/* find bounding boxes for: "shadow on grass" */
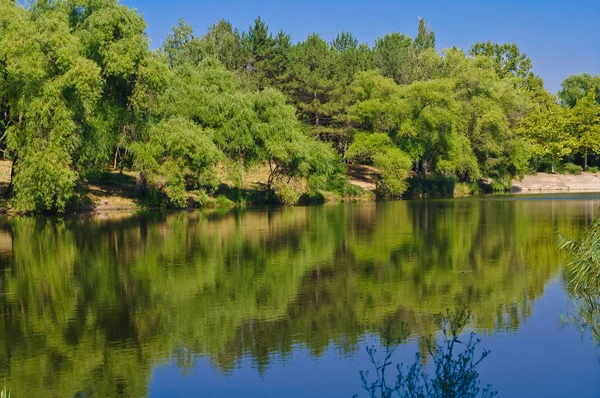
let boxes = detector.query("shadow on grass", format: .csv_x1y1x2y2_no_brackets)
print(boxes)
214,182,274,206
69,171,140,211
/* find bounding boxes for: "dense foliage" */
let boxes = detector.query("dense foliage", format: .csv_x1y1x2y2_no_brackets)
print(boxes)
1,1,599,212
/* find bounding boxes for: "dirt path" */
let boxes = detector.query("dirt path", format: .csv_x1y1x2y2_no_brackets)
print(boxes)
346,164,378,191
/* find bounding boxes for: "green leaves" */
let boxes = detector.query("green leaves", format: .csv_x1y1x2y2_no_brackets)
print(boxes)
12,144,77,212
558,73,600,108
520,92,574,173
132,117,222,207
373,148,412,197
3,4,598,211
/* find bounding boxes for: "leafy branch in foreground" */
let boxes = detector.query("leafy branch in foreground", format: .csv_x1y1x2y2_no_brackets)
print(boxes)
357,309,496,398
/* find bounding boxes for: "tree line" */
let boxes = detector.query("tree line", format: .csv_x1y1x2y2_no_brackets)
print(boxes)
1,0,599,212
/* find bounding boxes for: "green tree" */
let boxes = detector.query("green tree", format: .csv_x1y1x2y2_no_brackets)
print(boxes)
241,16,276,89
284,33,337,129
372,32,414,84
413,17,436,53
521,93,575,173
570,91,600,170
558,73,600,108
70,0,163,172
131,117,222,207
3,1,103,212
469,42,533,80
162,18,195,68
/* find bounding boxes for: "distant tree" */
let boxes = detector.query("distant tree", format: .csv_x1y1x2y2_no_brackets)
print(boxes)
469,42,533,80
521,92,575,173
241,16,276,89
200,20,245,70
332,31,359,53
372,32,414,84
162,19,194,68
570,91,600,170
413,17,436,53
284,33,337,129
558,73,600,108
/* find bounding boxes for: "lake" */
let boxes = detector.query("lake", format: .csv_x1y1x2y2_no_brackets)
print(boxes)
1,195,600,397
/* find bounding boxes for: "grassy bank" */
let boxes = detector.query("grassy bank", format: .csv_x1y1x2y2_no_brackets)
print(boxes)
0,161,376,214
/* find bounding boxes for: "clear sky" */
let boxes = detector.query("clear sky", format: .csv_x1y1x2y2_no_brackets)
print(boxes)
121,0,599,93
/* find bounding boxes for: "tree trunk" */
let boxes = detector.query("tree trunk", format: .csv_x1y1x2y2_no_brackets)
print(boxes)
314,92,319,127
113,146,120,169
551,156,555,174
2,63,8,131
585,149,588,171
4,159,15,199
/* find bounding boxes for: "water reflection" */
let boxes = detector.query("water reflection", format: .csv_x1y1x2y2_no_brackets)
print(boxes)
560,213,600,352
0,198,592,397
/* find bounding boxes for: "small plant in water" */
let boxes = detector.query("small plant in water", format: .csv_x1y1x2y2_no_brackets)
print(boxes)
558,216,600,291
559,216,600,349
356,309,496,398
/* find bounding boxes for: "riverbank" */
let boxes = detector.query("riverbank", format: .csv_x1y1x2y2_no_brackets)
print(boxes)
1,157,600,214
0,160,376,214
510,172,600,194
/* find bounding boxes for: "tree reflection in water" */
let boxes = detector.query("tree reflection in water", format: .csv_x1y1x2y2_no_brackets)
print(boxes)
357,309,496,398
0,198,587,397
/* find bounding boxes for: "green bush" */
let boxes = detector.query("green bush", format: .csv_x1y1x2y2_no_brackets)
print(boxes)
272,180,302,206
373,148,412,198
12,147,77,213
490,180,507,192
454,182,480,196
407,175,457,197
215,194,235,208
342,182,366,197
563,162,583,175
588,166,599,173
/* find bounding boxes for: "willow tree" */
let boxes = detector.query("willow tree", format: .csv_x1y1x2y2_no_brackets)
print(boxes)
2,1,103,212
143,58,341,205
69,0,167,171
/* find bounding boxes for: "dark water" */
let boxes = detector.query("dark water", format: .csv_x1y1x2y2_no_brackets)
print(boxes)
1,195,600,397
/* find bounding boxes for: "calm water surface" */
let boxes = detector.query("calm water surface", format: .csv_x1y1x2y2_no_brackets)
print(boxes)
1,195,600,397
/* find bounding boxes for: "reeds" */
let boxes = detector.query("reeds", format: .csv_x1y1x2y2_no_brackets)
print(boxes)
558,216,600,291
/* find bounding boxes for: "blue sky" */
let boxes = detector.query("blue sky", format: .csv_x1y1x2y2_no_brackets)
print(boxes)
121,0,599,93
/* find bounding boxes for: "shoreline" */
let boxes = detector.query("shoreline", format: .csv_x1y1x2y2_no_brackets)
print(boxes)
2,168,600,216
509,172,600,194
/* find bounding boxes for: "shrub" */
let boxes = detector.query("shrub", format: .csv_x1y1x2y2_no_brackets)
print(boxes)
373,148,412,198
588,166,599,173
559,216,600,291
490,180,506,192
12,146,77,213
272,180,303,205
563,162,583,175
407,175,457,197
215,194,235,208
454,182,480,196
